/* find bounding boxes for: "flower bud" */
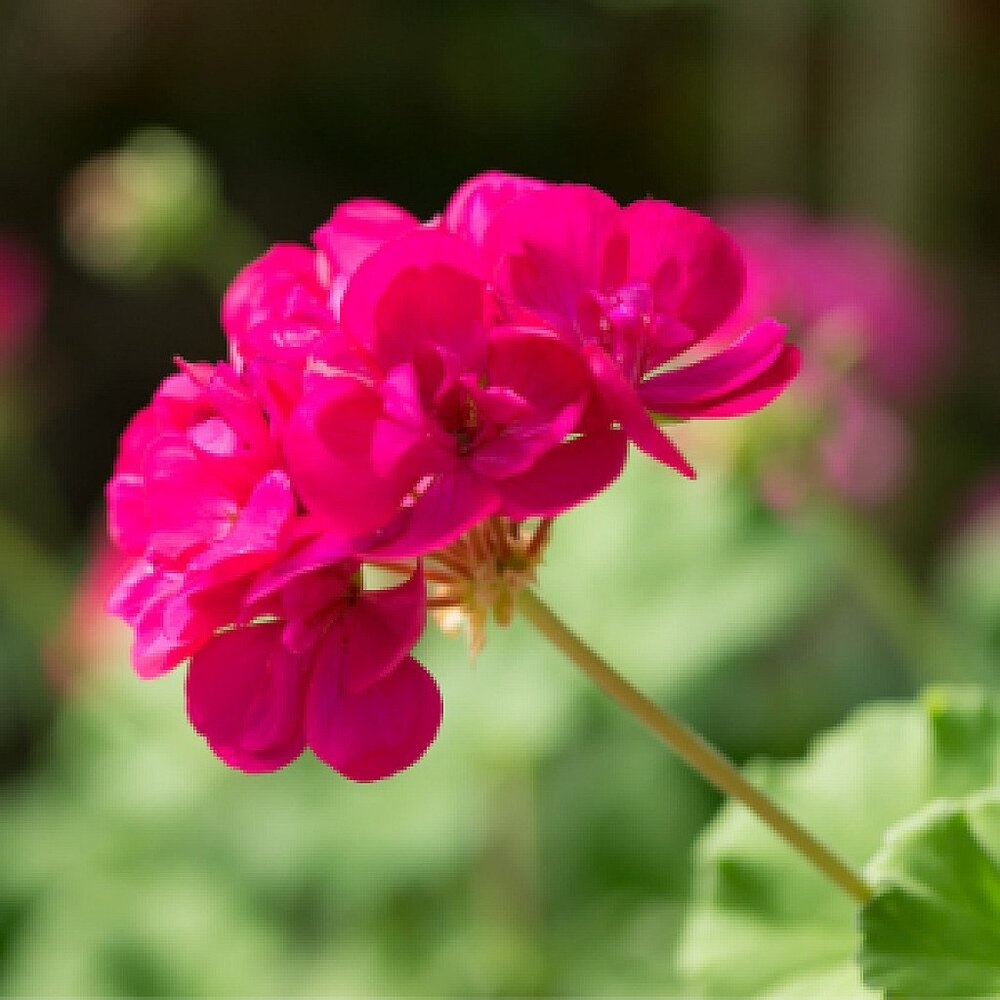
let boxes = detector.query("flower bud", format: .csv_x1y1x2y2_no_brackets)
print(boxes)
62,127,220,281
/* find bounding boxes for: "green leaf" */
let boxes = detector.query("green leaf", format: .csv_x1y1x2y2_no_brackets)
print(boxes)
676,685,1000,998
860,792,1000,997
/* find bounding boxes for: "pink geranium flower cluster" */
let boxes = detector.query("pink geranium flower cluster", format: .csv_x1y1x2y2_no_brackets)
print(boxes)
107,172,799,781
716,204,954,507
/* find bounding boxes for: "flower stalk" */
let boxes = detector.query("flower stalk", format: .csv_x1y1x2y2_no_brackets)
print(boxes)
517,587,874,906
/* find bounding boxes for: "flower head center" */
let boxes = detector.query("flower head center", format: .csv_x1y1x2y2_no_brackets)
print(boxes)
435,378,485,457
426,516,552,656
579,281,654,384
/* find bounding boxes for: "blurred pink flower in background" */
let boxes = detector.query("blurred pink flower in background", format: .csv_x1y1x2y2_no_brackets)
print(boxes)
0,236,45,363
713,203,956,507
45,534,131,690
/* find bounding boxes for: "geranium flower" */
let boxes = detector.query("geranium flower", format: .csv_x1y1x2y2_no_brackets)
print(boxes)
717,203,953,403
287,229,627,557
481,184,800,476
441,170,549,248
187,557,440,780
106,173,800,783
223,198,419,372
712,203,956,507
106,359,297,676
107,357,440,779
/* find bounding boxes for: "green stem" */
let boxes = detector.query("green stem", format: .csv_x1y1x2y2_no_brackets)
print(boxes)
518,587,874,906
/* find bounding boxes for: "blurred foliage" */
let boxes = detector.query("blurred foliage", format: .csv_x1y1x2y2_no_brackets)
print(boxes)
0,456,874,998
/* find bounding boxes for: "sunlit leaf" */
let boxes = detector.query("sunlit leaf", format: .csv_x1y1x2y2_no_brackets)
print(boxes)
860,792,1000,998
676,685,1000,997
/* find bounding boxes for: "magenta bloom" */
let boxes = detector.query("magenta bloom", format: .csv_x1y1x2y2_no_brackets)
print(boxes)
187,558,440,780
717,203,955,506
107,172,799,782
108,361,284,565
718,203,953,404
287,229,627,556
106,360,297,676
223,198,419,372
442,170,549,248
481,184,800,476
107,360,440,779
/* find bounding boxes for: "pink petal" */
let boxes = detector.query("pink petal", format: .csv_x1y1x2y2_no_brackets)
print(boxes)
470,398,584,479
307,648,442,782
371,417,440,480
186,471,296,585
340,230,484,368
139,438,238,560
286,379,413,537
245,531,357,607
157,363,213,409
203,363,274,455
486,326,591,415
380,362,428,425
111,404,163,475
242,356,304,434
275,564,358,634
221,244,333,368
363,471,499,560
443,170,549,248
657,344,801,419
340,566,426,693
222,243,315,336
470,329,591,478
131,605,203,678
106,473,150,555
108,558,166,623
312,198,420,312
621,200,745,340
374,363,452,477
585,345,695,477
639,319,789,412
109,561,195,677
483,184,621,333
124,572,250,681
189,417,238,458
498,428,628,519
186,622,307,773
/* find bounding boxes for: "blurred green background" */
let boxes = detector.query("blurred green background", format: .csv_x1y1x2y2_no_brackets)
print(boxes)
0,1,999,995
